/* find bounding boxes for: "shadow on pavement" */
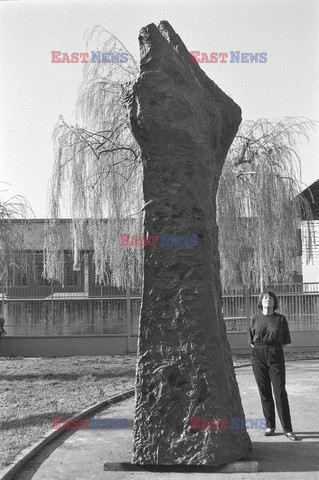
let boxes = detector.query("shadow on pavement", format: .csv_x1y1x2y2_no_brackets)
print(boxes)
253,440,319,472
296,432,319,439
104,462,253,473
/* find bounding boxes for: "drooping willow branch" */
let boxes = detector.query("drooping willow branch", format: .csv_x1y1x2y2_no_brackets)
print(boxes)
217,117,316,289
0,185,34,284
44,27,143,289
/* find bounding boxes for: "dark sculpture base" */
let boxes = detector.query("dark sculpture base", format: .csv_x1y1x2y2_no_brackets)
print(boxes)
104,461,258,473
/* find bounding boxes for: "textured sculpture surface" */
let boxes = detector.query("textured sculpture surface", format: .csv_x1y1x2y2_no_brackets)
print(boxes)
130,21,252,465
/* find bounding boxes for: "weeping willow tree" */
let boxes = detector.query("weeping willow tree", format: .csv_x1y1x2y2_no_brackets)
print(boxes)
45,27,315,291
217,117,315,290
44,27,144,288
0,185,33,313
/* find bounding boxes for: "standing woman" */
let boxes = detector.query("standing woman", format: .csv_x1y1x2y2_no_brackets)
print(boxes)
248,290,297,440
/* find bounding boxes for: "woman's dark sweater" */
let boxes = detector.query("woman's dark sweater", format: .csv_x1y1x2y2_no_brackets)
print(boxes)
248,312,291,346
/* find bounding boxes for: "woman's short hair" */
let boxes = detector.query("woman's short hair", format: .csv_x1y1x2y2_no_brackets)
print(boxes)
257,290,279,311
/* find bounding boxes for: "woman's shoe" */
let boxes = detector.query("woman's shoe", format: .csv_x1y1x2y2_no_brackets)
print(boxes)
264,428,275,436
285,431,298,441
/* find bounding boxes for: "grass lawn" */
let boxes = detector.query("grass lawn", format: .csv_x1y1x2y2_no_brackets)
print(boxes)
0,355,136,469
0,350,318,469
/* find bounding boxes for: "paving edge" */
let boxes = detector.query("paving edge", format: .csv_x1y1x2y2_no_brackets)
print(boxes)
0,389,135,480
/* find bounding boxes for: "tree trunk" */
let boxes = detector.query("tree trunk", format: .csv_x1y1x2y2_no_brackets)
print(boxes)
129,21,252,466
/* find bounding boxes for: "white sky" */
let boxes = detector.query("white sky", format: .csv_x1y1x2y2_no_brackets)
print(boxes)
0,0,319,279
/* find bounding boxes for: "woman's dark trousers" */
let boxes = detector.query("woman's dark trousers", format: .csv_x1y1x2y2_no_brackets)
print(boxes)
252,344,292,432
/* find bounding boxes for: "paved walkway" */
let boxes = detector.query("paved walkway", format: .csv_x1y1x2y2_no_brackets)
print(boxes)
11,360,319,480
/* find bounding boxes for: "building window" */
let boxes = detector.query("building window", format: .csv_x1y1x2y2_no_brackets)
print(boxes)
91,261,113,285
7,265,28,286
34,253,51,286
64,253,81,286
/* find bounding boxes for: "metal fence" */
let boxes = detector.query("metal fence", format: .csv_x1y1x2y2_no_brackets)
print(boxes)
222,283,319,332
1,283,319,336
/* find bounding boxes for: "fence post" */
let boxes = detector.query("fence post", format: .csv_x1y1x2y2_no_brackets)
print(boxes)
51,284,54,333
2,282,9,334
245,286,250,327
1,285,4,317
126,282,132,353
100,284,103,334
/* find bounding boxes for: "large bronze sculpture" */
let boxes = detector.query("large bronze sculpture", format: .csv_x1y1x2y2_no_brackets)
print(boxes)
130,21,252,466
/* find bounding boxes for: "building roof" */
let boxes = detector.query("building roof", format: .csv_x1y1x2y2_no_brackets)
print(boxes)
300,179,319,220
0,218,141,250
